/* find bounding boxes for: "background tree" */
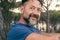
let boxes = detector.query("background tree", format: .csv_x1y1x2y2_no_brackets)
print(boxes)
0,0,17,40
42,0,55,32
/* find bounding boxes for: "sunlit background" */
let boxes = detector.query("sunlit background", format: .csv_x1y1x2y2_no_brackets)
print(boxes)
12,0,60,13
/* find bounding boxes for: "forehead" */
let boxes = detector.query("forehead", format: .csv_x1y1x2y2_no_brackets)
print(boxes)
25,0,41,8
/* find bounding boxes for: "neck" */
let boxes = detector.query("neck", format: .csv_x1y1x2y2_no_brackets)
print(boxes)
19,17,28,25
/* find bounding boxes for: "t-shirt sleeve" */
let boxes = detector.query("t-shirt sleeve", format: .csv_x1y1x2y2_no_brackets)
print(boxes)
7,27,32,40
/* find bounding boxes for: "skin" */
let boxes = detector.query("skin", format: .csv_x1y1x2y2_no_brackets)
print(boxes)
19,0,41,25
19,0,54,40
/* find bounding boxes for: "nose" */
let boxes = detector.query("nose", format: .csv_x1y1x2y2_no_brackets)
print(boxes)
32,10,40,18
33,8,38,13
32,8,40,15
31,11,40,21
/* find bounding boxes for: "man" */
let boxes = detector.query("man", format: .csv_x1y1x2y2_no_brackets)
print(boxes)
7,0,51,40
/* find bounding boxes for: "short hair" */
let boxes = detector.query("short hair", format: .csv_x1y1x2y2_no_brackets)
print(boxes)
21,0,43,6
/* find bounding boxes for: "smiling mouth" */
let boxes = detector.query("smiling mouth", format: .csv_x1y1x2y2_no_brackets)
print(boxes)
29,13,39,19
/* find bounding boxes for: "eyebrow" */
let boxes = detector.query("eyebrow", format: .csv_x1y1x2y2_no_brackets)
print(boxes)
31,5,41,9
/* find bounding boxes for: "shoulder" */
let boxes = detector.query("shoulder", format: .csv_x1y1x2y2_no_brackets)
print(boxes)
9,23,31,33
7,23,33,40
7,23,33,37
10,23,25,29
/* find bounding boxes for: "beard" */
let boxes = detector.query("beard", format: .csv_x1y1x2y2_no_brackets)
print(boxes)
23,17,37,26
23,17,30,24
23,13,38,26
23,16,38,26
29,19,37,26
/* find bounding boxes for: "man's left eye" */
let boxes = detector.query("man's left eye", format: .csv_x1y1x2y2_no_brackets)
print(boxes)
37,8,41,12
30,7,35,10
30,7,33,9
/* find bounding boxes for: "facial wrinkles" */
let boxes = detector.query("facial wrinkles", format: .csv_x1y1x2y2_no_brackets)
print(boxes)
32,0,41,20
27,1,41,13
23,1,32,18
23,0,41,21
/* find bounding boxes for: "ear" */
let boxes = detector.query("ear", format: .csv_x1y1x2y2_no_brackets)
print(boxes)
19,6,24,14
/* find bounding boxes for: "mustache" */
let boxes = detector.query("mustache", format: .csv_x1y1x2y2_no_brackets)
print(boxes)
29,13,39,19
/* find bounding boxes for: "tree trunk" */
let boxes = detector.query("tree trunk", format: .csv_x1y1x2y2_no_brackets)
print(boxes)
0,8,6,40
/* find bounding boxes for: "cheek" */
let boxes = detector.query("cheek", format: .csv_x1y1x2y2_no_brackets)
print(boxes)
38,14,40,21
24,8,32,17
26,7,32,13
23,10,30,18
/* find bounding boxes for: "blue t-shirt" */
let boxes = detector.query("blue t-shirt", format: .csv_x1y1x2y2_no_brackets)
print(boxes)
7,23,40,40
